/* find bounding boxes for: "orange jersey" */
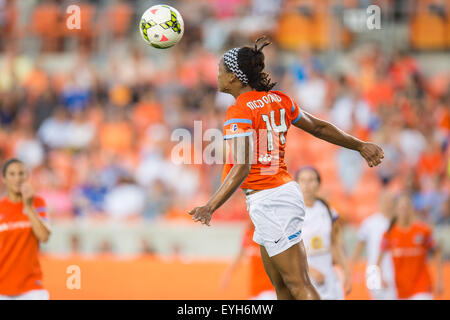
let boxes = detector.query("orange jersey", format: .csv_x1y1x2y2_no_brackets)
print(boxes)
0,196,48,295
380,221,436,299
221,90,302,190
241,226,273,296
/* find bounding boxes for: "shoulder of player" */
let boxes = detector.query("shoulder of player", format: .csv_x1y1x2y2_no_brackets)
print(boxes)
315,199,338,216
270,90,295,105
235,90,287,105
413,220,432,232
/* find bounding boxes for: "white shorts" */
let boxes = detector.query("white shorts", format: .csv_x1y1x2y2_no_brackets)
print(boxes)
245,180,305,257
0,289,49,300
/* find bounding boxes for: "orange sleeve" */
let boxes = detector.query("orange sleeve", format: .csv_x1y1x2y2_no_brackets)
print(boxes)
286,95,303,124
223,105,254,140
33,196,48,221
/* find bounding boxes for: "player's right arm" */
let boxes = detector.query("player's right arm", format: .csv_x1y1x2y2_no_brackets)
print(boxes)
292,110,384,167
188,135,252,226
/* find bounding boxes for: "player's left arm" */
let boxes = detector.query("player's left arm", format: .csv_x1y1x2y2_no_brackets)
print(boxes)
21,183,51,243
330,218,352,294
293,110,384,167
188,135,252,226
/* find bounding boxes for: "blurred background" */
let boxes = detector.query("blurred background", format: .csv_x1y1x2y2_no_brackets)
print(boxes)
0,0,449,299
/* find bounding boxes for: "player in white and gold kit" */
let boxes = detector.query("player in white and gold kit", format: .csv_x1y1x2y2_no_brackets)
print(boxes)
296,167,351,299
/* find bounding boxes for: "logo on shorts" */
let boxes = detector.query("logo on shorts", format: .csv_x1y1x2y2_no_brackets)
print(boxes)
274,237,282,244
288,230,301,241
231,123,238,132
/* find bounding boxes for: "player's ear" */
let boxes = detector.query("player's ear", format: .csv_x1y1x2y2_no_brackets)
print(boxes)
229,72,240,85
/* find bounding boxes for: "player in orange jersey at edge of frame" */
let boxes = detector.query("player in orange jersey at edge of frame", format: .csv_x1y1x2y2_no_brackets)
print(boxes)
0,159,51,300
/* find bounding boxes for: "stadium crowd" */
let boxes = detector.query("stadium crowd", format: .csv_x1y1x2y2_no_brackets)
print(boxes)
0,0,448,227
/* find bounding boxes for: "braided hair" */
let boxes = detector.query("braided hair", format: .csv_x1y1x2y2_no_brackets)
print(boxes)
229,36,277,92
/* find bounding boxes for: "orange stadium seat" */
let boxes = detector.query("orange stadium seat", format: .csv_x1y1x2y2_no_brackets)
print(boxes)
105,2,133,38
29,3,62,51
276,12,313,50
0,0,18,44
410,12,446,50
446,4,450,48
310,0,353,50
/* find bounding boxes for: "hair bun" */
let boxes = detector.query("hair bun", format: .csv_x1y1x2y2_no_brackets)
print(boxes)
254,36,271,53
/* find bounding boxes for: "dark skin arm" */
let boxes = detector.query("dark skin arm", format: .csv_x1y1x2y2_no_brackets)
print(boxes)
293,110,384,167
188,135,252,226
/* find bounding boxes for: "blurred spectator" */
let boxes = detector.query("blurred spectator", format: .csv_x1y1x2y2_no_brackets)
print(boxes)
436,196,450,226
421,175,448,224
103,176,146,220
398,124,427,166
140,238,156,255
66,110,95,150
0,0,447,228
143,179,171,220
38,107,70,149
14,127,45,169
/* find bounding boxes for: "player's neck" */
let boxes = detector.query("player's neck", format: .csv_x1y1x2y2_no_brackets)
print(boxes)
304,196,315,207
398,216,413,229
231,85,253,99
7,191,22,203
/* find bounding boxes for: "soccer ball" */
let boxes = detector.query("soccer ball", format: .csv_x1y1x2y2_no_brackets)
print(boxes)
139,4,184,49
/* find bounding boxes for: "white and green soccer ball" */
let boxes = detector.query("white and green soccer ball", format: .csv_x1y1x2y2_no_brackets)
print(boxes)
139,4,184,49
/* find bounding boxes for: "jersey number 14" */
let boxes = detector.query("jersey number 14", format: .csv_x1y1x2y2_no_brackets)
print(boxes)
261,108,287,151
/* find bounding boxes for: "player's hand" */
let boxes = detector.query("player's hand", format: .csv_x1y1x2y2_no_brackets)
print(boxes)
188,205,213,226
358,142,384,167
20,183,34,208
309,267,325,285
